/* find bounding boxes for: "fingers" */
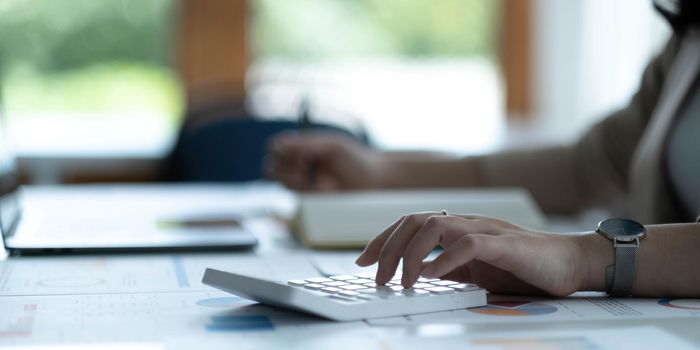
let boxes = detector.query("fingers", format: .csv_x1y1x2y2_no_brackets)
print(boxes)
355,212,517,287
422,234,502,279
265,159,306,190
440,265,472,282
374,212,439,285
400,215,470,287
266,133,324,190
399,215,500,287
354,212,564,296
355,216,405,267
315,172,340,192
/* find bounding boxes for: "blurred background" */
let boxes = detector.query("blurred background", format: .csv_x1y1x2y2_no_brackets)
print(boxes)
0,0,670,184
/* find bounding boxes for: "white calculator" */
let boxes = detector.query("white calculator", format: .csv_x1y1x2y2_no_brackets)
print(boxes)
202,268,487,321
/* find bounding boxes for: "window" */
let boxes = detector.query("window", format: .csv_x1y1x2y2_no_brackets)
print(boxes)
0,0,505,162
0,0,182,157
248,0,504,153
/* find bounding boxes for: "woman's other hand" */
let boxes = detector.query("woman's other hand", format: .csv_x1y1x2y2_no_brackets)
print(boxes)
266,132,384,192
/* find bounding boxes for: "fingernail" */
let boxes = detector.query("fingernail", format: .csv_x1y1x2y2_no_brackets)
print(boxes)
355,253,368,266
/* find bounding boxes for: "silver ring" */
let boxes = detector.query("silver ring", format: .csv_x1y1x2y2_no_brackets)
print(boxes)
441,210,448,216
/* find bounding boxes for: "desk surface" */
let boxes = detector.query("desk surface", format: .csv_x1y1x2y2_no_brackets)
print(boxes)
1,184,699,349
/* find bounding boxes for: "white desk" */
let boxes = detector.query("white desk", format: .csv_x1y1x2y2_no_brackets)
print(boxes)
1,184,699,349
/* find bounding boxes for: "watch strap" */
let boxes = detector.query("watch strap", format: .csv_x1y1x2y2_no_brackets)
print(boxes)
605,242,638,296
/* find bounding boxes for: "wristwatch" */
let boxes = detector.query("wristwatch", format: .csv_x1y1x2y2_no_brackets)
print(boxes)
596,218,646,297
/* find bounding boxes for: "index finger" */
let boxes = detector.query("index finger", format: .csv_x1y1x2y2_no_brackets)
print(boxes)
400,216,480,287
355,216,405,266
421,233,501,279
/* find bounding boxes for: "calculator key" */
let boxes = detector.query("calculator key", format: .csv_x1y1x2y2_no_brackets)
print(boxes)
323,281,350,287
358,287,400,298
330,275,357,281
306,277,333,283
401,289,430,297
418,277,440,282
450,283,478,291
430,280,459,286
340,285,366,291
348,279,374,284
426,287,455,294
203,270,487,321
304,283,325,290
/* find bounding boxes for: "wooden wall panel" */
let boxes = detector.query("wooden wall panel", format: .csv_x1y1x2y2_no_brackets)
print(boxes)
502,0,532,118
178,0,249,109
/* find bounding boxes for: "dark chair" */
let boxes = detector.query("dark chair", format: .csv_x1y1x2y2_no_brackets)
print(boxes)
163,118,366,182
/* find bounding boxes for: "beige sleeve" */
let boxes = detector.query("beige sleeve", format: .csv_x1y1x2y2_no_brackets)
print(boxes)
473,36,681,214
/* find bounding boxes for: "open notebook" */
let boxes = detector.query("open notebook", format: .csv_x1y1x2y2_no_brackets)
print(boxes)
293,188,547,249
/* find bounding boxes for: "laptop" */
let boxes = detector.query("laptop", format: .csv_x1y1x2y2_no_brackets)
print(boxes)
0,111,258,254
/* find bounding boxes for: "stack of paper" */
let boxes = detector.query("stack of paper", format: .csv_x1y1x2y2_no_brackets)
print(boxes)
294,188,547,248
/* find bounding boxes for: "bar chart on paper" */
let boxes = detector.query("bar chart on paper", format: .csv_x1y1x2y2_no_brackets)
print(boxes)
0,303,36,340
0,254,331,345
0,291,294,344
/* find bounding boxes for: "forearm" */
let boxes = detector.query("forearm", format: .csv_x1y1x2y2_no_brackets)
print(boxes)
379,147,589,215
377,151,481,188
577,222,700,297
475,146,594,214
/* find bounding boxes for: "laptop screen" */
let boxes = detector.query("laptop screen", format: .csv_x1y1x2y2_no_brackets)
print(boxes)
0,107,20,239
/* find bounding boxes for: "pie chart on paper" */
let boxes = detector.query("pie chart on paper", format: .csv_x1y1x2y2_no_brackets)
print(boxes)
658,299,700,310
468,300,558,316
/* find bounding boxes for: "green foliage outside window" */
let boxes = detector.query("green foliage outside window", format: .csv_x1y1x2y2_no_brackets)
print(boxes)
0,0,180,119
0,0,499,121
252,0,501,59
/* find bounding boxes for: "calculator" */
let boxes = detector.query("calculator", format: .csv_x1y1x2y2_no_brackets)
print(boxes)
202,268,487,321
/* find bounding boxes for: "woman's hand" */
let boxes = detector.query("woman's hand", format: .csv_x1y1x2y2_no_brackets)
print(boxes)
266,132,483,191
355,212,593,297
265,132,385,192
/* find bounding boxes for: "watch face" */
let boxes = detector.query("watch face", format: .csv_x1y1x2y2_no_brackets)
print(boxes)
598,218,646,241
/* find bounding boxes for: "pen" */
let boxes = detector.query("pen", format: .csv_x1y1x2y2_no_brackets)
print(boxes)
299,96,312,129
298,96,317,190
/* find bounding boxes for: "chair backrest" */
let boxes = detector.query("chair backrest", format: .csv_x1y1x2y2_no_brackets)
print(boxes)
164,118,365,182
